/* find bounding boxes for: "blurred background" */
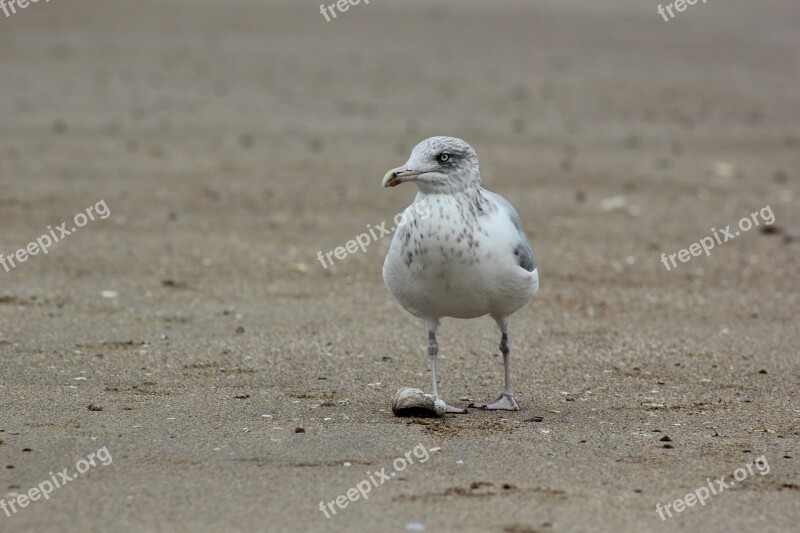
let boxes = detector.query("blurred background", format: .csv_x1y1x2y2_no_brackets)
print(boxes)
0,1,798,531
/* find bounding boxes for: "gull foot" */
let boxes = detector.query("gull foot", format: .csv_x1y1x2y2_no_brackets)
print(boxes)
445,403,468,414
469,393,519,411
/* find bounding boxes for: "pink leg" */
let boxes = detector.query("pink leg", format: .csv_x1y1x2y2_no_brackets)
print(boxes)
470,322,520,411
427,327,467,414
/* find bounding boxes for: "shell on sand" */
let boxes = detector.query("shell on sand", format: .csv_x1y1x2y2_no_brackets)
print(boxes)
391,387,446,418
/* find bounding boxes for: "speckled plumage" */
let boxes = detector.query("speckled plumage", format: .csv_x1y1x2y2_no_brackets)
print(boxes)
381,137,539,412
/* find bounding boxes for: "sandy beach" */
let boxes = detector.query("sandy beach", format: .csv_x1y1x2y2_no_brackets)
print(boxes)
0,0,798,531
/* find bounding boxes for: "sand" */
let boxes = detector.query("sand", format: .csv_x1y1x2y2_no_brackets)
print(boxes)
0,0,798,531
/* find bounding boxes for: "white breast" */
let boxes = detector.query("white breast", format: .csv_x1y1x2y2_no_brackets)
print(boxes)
383,193,538,321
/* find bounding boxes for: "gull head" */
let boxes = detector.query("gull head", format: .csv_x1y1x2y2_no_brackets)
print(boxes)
382,136,480,193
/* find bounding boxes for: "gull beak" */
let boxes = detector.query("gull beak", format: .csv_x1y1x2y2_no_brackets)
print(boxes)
382,167,421,188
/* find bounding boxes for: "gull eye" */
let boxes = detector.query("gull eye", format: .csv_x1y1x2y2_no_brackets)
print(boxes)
437,152,450,163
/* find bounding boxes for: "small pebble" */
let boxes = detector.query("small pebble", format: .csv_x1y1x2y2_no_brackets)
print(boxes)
712,161,737,178
600,196,627,212
286,262,309,274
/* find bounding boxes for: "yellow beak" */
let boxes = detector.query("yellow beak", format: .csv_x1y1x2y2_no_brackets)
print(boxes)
382,167,420,188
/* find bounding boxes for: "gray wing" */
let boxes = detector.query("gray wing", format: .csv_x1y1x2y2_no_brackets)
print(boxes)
482,189,536,272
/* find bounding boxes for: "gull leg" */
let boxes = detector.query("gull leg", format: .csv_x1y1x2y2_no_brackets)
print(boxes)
427,329,439,397
470,317,520,411
426,322,467,414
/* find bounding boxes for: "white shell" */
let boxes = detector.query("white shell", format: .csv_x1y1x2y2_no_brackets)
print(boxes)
391,387,446,417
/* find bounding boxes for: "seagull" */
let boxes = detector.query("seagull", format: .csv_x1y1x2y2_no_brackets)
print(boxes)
382,136,539,412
